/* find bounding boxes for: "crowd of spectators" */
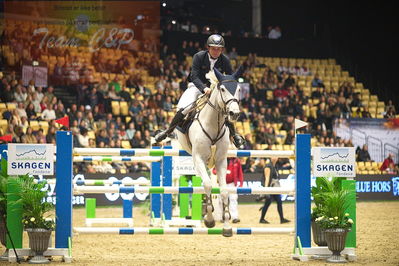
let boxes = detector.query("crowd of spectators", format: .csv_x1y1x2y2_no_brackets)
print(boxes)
1,21,398,174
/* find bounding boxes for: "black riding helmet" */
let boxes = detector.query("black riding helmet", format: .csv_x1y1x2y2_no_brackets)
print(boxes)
207,34,225,48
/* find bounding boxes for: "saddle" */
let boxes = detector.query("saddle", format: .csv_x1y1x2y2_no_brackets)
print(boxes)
176,94,209,134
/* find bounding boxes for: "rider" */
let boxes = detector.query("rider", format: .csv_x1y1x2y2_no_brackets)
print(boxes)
155,34,245,148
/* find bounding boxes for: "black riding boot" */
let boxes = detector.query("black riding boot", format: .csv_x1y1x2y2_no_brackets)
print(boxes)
226,121,245,149
155,110,185,142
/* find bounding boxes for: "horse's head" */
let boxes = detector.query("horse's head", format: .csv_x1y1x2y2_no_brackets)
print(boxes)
213,66,244,122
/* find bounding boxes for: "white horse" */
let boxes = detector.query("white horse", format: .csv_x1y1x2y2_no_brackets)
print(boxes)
175,67,242,237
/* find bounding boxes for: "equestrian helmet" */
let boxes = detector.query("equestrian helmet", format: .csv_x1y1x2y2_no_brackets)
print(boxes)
207,34,225,48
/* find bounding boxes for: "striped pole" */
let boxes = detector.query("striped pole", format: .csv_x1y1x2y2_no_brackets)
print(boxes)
74,148,294,158
74,227,295,235
37,179,150,186
74,186,296,195
73,156,162,163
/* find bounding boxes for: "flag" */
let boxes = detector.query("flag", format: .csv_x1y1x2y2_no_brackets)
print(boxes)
0,134,12,142
55,116,70,129
295,119,308,130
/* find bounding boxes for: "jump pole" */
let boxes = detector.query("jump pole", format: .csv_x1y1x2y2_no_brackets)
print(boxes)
57,133,311,247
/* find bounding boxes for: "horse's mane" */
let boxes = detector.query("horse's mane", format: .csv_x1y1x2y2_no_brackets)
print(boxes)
205,70,218,89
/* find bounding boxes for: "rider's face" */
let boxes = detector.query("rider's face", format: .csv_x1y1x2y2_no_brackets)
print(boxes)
208,46,223,58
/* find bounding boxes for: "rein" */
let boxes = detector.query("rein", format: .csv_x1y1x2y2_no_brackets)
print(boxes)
195,80,238,145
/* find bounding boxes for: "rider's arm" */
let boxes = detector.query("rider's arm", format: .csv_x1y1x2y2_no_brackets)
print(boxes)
191,53,207,93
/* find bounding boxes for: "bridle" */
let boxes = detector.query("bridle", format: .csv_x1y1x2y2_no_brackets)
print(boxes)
195,79,240,145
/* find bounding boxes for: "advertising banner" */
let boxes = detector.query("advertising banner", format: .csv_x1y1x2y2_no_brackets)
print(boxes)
34,172,399,206
7,144,54,175
312,147,356,177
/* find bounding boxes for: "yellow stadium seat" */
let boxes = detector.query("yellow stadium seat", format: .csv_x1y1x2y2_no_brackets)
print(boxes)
87,131,96,139
120,101,128,116
357,162,365,171
0,119,8,133
29,121,39,131
364,161,373,171
111,101,120,116
7,103,16,110
121,140,131,149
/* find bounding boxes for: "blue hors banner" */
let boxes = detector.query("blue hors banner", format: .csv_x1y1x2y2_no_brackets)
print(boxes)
7,144,54,175
312,147,356,177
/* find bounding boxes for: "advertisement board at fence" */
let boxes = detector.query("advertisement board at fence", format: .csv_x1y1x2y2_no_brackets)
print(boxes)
312,147,356,177
7,144,54,175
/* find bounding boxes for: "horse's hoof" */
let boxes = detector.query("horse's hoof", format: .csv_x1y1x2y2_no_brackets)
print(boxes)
222,228,233,237
204,219,215,228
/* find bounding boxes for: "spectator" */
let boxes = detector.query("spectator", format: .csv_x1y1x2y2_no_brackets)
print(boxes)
380,154,395,172
357,144,372,162
23,127,37,143
35,128,46,143
96,129,110,146
46,126,57,144
228,47,238,61
214,155,244,224
384,107,396,118
259,157,290,224
268,26,282,39
311,74,324,88
362,106,372,118
77,127,90,148
385,100,396,115
41,104,56,121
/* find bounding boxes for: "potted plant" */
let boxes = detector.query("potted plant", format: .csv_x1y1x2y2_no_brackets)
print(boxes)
0,158,9,260
315,188,354,263
311,176,343,246
15,175,55,264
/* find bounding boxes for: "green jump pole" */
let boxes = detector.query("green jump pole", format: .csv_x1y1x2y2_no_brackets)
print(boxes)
191,176,202,220
179,176,189,218
7,177,23,249
86,198,96,219
342,179,356,248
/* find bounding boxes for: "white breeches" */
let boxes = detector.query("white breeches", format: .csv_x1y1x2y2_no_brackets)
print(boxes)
215,182,239,220
177,82,202,115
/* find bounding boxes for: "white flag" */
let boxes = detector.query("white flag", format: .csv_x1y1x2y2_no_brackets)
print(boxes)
295,119,308,130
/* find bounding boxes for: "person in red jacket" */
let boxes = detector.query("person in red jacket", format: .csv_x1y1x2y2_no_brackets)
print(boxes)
380,154,396,173
214,157,244,223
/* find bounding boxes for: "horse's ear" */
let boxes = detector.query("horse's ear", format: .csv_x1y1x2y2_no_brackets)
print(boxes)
213,67,224,81
232,65,244,80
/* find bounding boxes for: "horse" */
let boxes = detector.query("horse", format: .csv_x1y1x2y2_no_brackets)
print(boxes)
175,67,242,237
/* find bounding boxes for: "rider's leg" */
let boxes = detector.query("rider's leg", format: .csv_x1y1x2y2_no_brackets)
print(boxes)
154,109,185,142
225,120,245,149
155,83,201,142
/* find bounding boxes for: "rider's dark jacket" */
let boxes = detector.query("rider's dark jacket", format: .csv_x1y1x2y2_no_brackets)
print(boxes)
188,50,233,93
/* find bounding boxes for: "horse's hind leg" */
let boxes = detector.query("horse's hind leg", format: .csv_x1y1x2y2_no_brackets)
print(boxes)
192,154,215,228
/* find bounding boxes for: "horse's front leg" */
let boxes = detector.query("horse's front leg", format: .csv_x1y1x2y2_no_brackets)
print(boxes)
192,151,215,228
215,152,232,237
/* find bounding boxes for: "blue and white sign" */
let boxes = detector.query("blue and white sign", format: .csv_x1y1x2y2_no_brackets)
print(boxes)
312,147,356,177
172,156,196,175
7,144,54,175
